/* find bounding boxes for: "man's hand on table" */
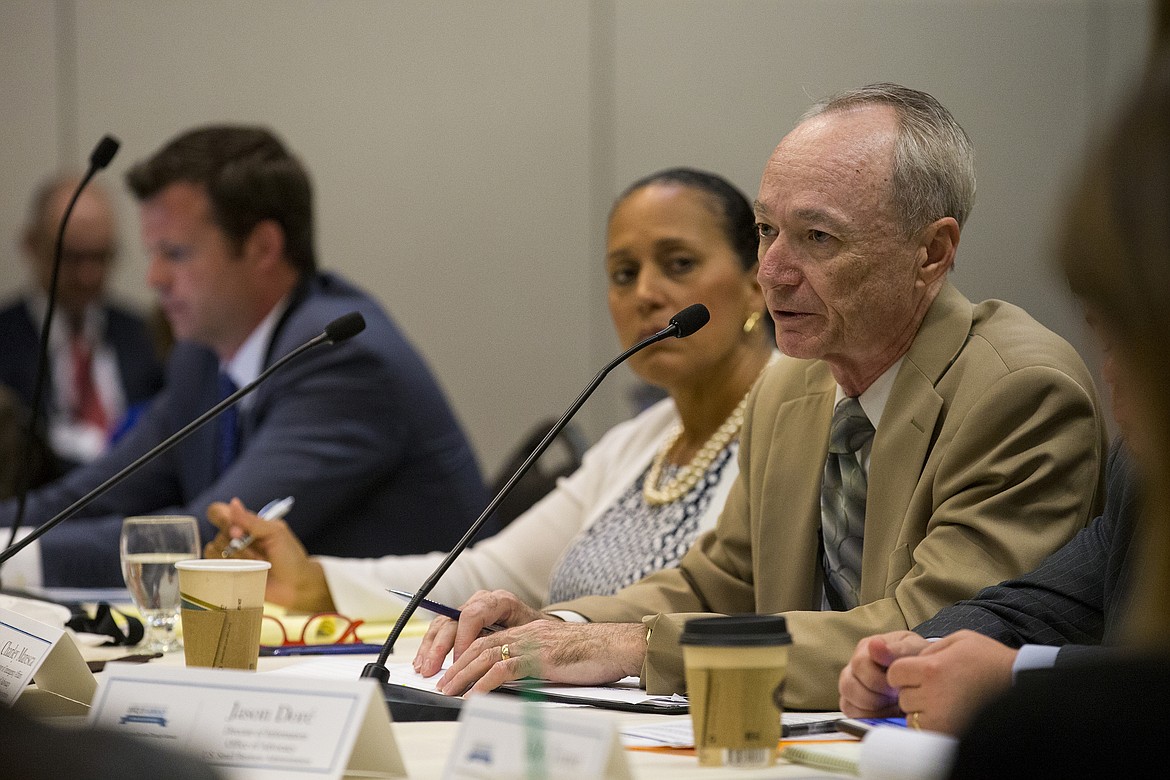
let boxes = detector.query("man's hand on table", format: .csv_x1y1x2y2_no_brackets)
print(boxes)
411,589,647,695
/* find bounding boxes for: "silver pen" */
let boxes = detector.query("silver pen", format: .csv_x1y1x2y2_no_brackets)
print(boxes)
221,496,294,557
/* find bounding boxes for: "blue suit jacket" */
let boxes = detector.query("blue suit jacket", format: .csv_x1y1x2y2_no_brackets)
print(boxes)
1,272,491,586
0,298,165,468
914,438,1139,664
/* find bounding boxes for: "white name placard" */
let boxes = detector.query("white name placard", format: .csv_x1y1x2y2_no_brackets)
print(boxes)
444,693,632,780
0,605,95,710
89,663,405,779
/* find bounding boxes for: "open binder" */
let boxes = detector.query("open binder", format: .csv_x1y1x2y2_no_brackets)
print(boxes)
274,658,688,722
497,679,689,715
378,672,689,722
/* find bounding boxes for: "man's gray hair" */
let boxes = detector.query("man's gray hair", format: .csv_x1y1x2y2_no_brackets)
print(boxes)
801,82,976,236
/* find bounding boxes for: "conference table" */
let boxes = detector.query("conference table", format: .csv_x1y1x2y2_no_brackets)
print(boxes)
64,614,855,779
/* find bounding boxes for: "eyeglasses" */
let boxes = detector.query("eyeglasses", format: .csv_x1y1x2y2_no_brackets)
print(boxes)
260,612,366,647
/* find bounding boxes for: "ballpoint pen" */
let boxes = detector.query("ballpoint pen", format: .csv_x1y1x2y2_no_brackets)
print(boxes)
260,643,384,657
222,496,295,557
387,589,506,632
782,718,844,738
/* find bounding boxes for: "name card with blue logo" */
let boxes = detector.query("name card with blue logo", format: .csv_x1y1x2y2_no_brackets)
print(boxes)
89,663,405,779
443,693,632,780
0,605,95,712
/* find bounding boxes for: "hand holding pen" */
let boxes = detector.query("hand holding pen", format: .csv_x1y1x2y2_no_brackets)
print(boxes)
387,589,507,632
222,496,294,557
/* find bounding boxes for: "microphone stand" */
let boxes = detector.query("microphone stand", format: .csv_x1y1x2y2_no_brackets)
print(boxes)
2,136,120,583
360,303,709,720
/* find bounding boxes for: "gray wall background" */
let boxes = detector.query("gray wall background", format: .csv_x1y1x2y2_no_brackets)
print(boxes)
0,1,1154,480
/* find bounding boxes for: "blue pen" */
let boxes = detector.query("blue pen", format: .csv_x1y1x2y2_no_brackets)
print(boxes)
387,589,506,632
261,643,384,657
783,718,844,738
222,496,295,558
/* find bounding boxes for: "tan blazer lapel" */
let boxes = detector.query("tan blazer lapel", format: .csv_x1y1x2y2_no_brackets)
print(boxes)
751,360,836,609
862,282,975,602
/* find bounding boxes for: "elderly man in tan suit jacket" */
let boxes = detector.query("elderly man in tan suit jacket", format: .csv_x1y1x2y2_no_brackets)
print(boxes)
413,83,1109,711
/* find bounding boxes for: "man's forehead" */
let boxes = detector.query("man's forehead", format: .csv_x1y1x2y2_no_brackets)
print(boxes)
43,183,112,229
140,181,215,224
757,107,897,213
777,106,895,167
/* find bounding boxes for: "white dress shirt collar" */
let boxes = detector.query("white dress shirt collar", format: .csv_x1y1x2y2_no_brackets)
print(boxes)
833,357,903,431
221,296,290,393
25,290,107,348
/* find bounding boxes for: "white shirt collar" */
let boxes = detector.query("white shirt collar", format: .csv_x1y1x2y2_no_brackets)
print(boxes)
221,296,290,391
26,290,107,349
833,356,904,430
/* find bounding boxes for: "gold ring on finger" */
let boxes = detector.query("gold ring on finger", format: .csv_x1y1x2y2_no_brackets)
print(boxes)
500,643,510,662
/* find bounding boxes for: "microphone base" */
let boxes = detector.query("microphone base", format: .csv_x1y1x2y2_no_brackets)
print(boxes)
380,682,463,722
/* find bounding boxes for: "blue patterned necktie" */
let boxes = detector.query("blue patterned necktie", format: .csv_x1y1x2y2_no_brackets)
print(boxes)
215,372,241,477
820,397,875,611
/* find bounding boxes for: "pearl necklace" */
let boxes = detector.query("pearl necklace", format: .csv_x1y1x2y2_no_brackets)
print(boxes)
642,386,753,507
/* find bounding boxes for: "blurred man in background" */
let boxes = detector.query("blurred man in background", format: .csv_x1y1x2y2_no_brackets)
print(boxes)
0,174,165,484
0,125,490,587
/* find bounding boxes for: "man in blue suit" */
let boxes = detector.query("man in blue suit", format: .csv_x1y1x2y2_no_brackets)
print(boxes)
0,125,490,587
0,175,165,478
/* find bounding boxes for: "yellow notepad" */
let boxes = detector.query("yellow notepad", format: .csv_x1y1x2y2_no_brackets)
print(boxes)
781,741,862,775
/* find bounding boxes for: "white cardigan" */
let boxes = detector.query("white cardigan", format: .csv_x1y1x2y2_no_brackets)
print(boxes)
319,396,738,619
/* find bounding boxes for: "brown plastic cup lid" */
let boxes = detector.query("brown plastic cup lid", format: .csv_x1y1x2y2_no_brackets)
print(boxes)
679,614,792,646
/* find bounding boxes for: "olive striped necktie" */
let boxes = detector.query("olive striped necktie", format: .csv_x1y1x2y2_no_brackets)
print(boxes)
820,397,874,611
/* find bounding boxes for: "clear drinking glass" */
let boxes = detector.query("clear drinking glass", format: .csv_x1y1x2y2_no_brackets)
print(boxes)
119,515,201,653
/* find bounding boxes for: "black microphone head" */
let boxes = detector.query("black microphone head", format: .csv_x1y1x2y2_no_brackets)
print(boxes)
324,312,366,343
89,135,120,170
669,304,710,338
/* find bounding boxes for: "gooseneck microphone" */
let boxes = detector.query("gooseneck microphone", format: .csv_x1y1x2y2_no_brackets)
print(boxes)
2,135,121,577
89,135,120,171
0,312,366,566
360,303,709,718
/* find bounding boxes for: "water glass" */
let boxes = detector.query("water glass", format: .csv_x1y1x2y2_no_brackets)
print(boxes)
119,515,201,653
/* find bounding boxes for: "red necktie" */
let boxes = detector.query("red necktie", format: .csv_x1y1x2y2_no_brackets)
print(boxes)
72,335,109,433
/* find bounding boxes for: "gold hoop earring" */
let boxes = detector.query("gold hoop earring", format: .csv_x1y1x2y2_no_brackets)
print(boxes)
743,310,762,335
